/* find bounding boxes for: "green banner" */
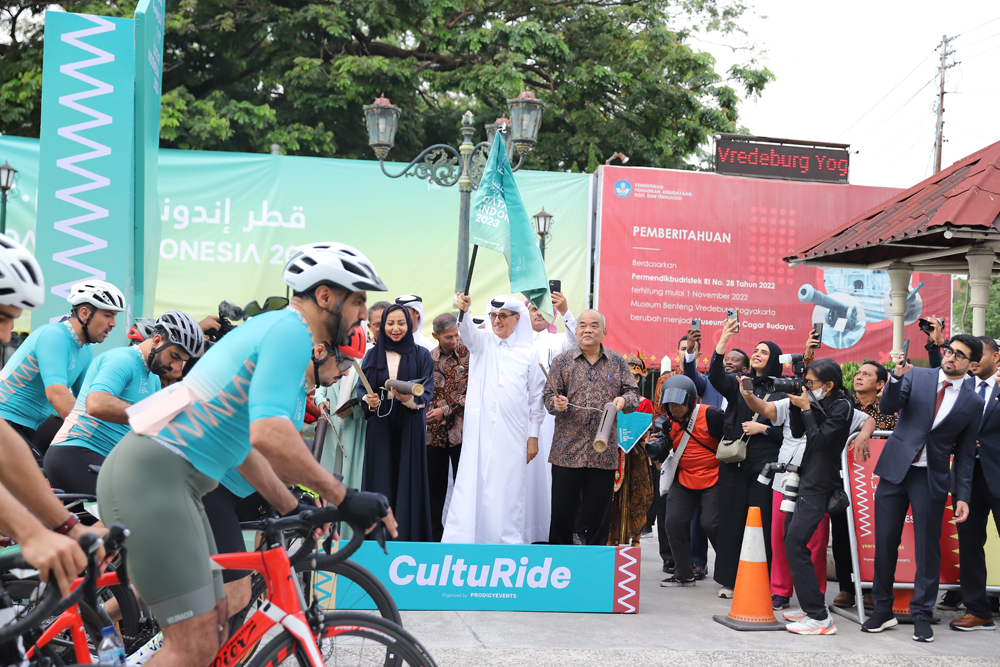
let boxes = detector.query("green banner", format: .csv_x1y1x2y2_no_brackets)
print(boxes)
470,134,553,318
0,137,591,341
35,12,137,350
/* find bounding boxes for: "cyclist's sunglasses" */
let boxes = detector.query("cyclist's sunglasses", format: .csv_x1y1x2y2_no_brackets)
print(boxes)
244,296,289,319
319,340,356,372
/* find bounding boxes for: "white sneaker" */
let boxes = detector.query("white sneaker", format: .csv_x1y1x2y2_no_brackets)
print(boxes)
718,587,734,599
783,608,807,621
787,616,837,635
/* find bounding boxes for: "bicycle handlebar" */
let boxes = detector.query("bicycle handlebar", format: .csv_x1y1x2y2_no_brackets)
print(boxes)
0,524,128,644
53,493,98,504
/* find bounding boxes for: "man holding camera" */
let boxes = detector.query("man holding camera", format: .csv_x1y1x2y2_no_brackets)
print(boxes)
544,310,639,546
864,335,983,642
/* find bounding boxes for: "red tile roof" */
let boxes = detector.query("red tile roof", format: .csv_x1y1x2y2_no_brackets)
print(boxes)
785,139,1000,266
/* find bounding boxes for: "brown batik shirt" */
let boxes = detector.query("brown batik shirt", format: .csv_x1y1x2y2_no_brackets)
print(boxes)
852,394,897,431
544,346,640,469
428,343,470,447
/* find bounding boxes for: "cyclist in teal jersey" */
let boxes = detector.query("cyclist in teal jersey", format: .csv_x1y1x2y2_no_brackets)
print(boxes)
96,243,399,667
0,236,111,664
43,311,205,496
205,329,366,619
0,279,125,456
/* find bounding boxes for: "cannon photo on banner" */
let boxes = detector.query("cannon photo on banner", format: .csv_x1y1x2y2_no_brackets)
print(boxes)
797,269,925,349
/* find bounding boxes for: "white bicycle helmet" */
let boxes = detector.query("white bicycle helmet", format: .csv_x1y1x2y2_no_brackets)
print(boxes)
0,234,44,311
67,280,126,312
155,311,205,358
282,243,386,293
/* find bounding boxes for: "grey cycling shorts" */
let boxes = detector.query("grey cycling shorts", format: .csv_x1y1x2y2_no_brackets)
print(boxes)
96,432,225,626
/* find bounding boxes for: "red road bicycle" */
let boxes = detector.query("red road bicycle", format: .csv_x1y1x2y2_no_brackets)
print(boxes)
6,509,434,667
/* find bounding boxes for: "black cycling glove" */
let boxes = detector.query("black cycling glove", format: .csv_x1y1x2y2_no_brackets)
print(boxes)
338,488,389,526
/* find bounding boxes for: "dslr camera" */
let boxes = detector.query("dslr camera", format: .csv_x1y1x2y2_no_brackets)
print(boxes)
764,353,806,394
758,462,801,513
645,415,673,465
918,317,944,335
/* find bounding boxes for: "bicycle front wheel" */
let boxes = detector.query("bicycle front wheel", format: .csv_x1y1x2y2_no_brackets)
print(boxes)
246,613,436,667
301,558,401,624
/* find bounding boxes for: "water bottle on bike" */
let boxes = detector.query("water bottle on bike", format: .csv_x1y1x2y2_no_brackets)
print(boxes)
98,626,126,665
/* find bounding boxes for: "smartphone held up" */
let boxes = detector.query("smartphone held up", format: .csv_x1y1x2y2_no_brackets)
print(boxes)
726,308,739,333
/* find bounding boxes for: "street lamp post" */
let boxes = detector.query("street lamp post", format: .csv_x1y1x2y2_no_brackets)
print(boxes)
533,207,553,260
364,91,546,293
0,161,17,236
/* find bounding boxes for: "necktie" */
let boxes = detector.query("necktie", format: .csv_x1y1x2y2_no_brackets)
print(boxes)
979,381,988,400
917,380,952,463
934,381,952,417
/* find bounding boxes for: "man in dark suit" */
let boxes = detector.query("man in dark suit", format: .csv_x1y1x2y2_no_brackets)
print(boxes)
950,336,1000,631
863,334,983,642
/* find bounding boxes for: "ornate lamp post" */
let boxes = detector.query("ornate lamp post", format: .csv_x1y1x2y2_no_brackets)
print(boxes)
0,161,17,235
533,207,553,260
364,91,546,293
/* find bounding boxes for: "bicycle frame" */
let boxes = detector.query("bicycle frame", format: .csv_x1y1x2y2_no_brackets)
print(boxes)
24,569,119,663
26,547,328,667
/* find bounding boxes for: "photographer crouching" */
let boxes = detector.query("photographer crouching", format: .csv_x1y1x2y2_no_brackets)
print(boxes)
764,358,852,634
646,375,724,587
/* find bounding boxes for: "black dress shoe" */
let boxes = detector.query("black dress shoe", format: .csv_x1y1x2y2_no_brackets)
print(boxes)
662,562,675,574
937,590,963,610
861,611,898,633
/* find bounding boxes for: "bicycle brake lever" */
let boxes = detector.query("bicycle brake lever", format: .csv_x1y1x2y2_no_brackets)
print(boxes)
375,523,388,555
322,532,334,555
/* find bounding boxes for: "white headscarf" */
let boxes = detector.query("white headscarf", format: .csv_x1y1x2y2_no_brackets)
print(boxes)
488,294,533,345
394,294,424,329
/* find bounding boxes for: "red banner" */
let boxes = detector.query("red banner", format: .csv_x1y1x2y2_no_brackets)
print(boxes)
847,439,960,585
595,167,952,364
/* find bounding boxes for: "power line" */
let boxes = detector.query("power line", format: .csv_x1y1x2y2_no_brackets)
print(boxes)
955,14,1000,39
957,29,1000,50
835,50,934,139
964,41,1000,63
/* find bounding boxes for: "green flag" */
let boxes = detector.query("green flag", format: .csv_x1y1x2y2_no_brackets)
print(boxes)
469,133,553,321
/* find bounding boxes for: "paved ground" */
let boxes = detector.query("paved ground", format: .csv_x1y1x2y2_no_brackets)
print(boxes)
401,534,1000,667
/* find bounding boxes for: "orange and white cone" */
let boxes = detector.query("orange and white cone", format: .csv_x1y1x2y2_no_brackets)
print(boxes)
713,506,784,631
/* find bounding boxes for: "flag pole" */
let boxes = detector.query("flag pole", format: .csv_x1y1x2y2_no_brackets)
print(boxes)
457,244,479,323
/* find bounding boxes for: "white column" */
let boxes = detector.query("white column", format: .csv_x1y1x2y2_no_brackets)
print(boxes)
887,262,913,360
966,246,996,337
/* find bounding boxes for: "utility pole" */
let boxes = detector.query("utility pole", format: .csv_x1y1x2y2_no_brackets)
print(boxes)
933,34,956,173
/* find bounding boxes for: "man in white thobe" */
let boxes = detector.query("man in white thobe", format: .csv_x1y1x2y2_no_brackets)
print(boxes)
524,291,577,543
443,293,545,544
395,294,437,351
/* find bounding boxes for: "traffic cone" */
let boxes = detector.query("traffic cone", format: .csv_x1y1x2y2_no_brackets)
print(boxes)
713,506,784,631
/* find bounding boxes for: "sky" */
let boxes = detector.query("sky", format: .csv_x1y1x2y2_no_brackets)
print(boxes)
697,0,1000,189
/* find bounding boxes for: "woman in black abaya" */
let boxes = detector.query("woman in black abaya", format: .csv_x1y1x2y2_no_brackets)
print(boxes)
708,319,785,596
358,305,434,541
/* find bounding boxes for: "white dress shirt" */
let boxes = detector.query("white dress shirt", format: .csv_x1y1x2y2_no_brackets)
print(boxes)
913,369,962,467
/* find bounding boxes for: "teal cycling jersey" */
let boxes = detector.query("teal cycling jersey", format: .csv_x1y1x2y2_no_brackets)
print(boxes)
150,308,312,483
0,321,93,430
219,386,307,498
51,346,162,457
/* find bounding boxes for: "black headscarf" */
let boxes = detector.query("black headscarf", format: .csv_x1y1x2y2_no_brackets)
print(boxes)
751,340,783,386
362,304,417,381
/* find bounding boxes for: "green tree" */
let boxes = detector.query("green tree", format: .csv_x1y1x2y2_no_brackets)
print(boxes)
952,277,1000,338
1,1,773,169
